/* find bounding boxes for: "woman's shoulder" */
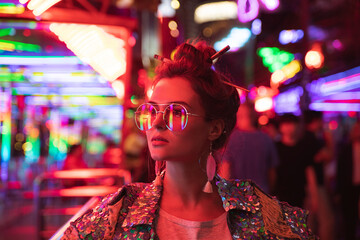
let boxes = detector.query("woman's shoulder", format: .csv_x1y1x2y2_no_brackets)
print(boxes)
61,182,151,240
219,178,318,239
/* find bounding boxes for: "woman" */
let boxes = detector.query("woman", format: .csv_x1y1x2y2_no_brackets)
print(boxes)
62,41,316,239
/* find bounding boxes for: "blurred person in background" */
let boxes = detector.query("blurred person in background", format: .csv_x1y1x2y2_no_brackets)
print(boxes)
337,120,360,240
220,101,279,194
102,139,123,168
261,117,281,142
62,144,88,188
302,110,335,240
62,144,87,170
274,114,310,208
61,41,316,239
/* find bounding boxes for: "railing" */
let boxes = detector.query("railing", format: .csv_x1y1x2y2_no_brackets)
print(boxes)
33,168,131,240
49,196,100,240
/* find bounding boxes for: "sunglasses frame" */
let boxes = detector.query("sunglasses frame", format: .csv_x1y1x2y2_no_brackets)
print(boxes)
135,103,202,131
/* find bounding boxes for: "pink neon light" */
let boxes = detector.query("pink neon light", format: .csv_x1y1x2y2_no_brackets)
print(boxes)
260,0,279,11
237,0,259,23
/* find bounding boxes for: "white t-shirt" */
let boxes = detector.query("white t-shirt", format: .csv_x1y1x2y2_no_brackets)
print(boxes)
156,208,232,240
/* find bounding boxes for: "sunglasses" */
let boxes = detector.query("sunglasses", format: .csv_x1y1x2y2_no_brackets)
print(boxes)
135,103,202,131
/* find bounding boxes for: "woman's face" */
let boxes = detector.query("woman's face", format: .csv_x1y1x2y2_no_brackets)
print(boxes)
146,77,211,162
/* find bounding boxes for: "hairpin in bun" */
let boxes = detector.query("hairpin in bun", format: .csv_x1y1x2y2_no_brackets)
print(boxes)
153,45,249,92
210,45,230,61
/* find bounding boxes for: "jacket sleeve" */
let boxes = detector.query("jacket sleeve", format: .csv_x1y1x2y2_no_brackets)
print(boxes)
254,186,318,240
61,188,125,240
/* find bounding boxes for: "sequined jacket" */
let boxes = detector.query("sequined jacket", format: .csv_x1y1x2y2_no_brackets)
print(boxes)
61,176,317,240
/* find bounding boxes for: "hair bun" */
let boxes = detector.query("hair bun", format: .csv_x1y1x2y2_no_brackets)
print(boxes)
173,42,216,70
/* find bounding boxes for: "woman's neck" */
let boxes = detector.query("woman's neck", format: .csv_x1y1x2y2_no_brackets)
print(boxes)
163,160,208,205
160,159,225,221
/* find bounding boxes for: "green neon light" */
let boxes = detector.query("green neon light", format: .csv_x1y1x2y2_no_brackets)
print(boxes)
0,40,41,52
0,72,25,82
49,135,68,161
24,132,40,163
1,95,11,182
1,112,11,161
257,47,294,73
0,28,15,37
0,3,15,8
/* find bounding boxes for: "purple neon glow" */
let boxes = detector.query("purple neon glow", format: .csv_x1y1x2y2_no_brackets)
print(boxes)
310,102,360,112
306,66,360,96
274,86,303,115
237,0,259,23
260,0,279,10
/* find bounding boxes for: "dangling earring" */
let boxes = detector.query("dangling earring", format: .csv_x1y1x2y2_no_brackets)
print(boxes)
154,161,163,186
203,143,216,193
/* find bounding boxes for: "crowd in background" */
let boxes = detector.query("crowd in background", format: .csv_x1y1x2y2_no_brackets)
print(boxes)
217,101,359,240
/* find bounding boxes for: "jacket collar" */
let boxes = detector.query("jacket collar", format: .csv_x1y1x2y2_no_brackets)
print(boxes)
122,175,260,228
215,175,260,213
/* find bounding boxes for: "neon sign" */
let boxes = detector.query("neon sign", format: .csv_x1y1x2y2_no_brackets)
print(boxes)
238,0,279,23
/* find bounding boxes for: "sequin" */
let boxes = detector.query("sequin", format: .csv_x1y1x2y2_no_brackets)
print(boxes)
61,175,318,240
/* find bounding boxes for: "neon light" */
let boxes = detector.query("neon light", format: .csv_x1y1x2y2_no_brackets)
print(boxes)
0,41,15,51
0,56,84,65
214,27,251,52
194,1,238,24
13,86,116,96
0,28,16,37
257,47,294,72
251,19,262,35
279,29,304,45
255,97,273,112
0,39,41,52
29,72,100,83
306,66,360,96
270,60,302,87
305,49,323,69
238,0,259,23
310,102,360,112
33,0,61,16
1,91,11,182
111,80,125,99
260,0,279,10
0,20,37,29
50,23,127,82
274,86,303,115
181,109,186,129
157,0,176,17
319,92,360,101
0,3,25,14
168,21,178,30
0,68,25,82
21,0,62,16
169,105,173,130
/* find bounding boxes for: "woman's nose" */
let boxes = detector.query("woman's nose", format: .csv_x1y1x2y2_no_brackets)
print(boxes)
152,111,166,130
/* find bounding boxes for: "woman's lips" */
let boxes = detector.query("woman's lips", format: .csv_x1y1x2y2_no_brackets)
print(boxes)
151,136,169,146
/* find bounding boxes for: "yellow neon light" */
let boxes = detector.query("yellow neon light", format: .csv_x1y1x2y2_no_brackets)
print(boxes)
0,4,25,14
50,23,127,82
0,42,15,51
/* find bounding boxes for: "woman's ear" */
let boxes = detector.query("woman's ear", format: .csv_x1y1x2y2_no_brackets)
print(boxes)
208,119,225,141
